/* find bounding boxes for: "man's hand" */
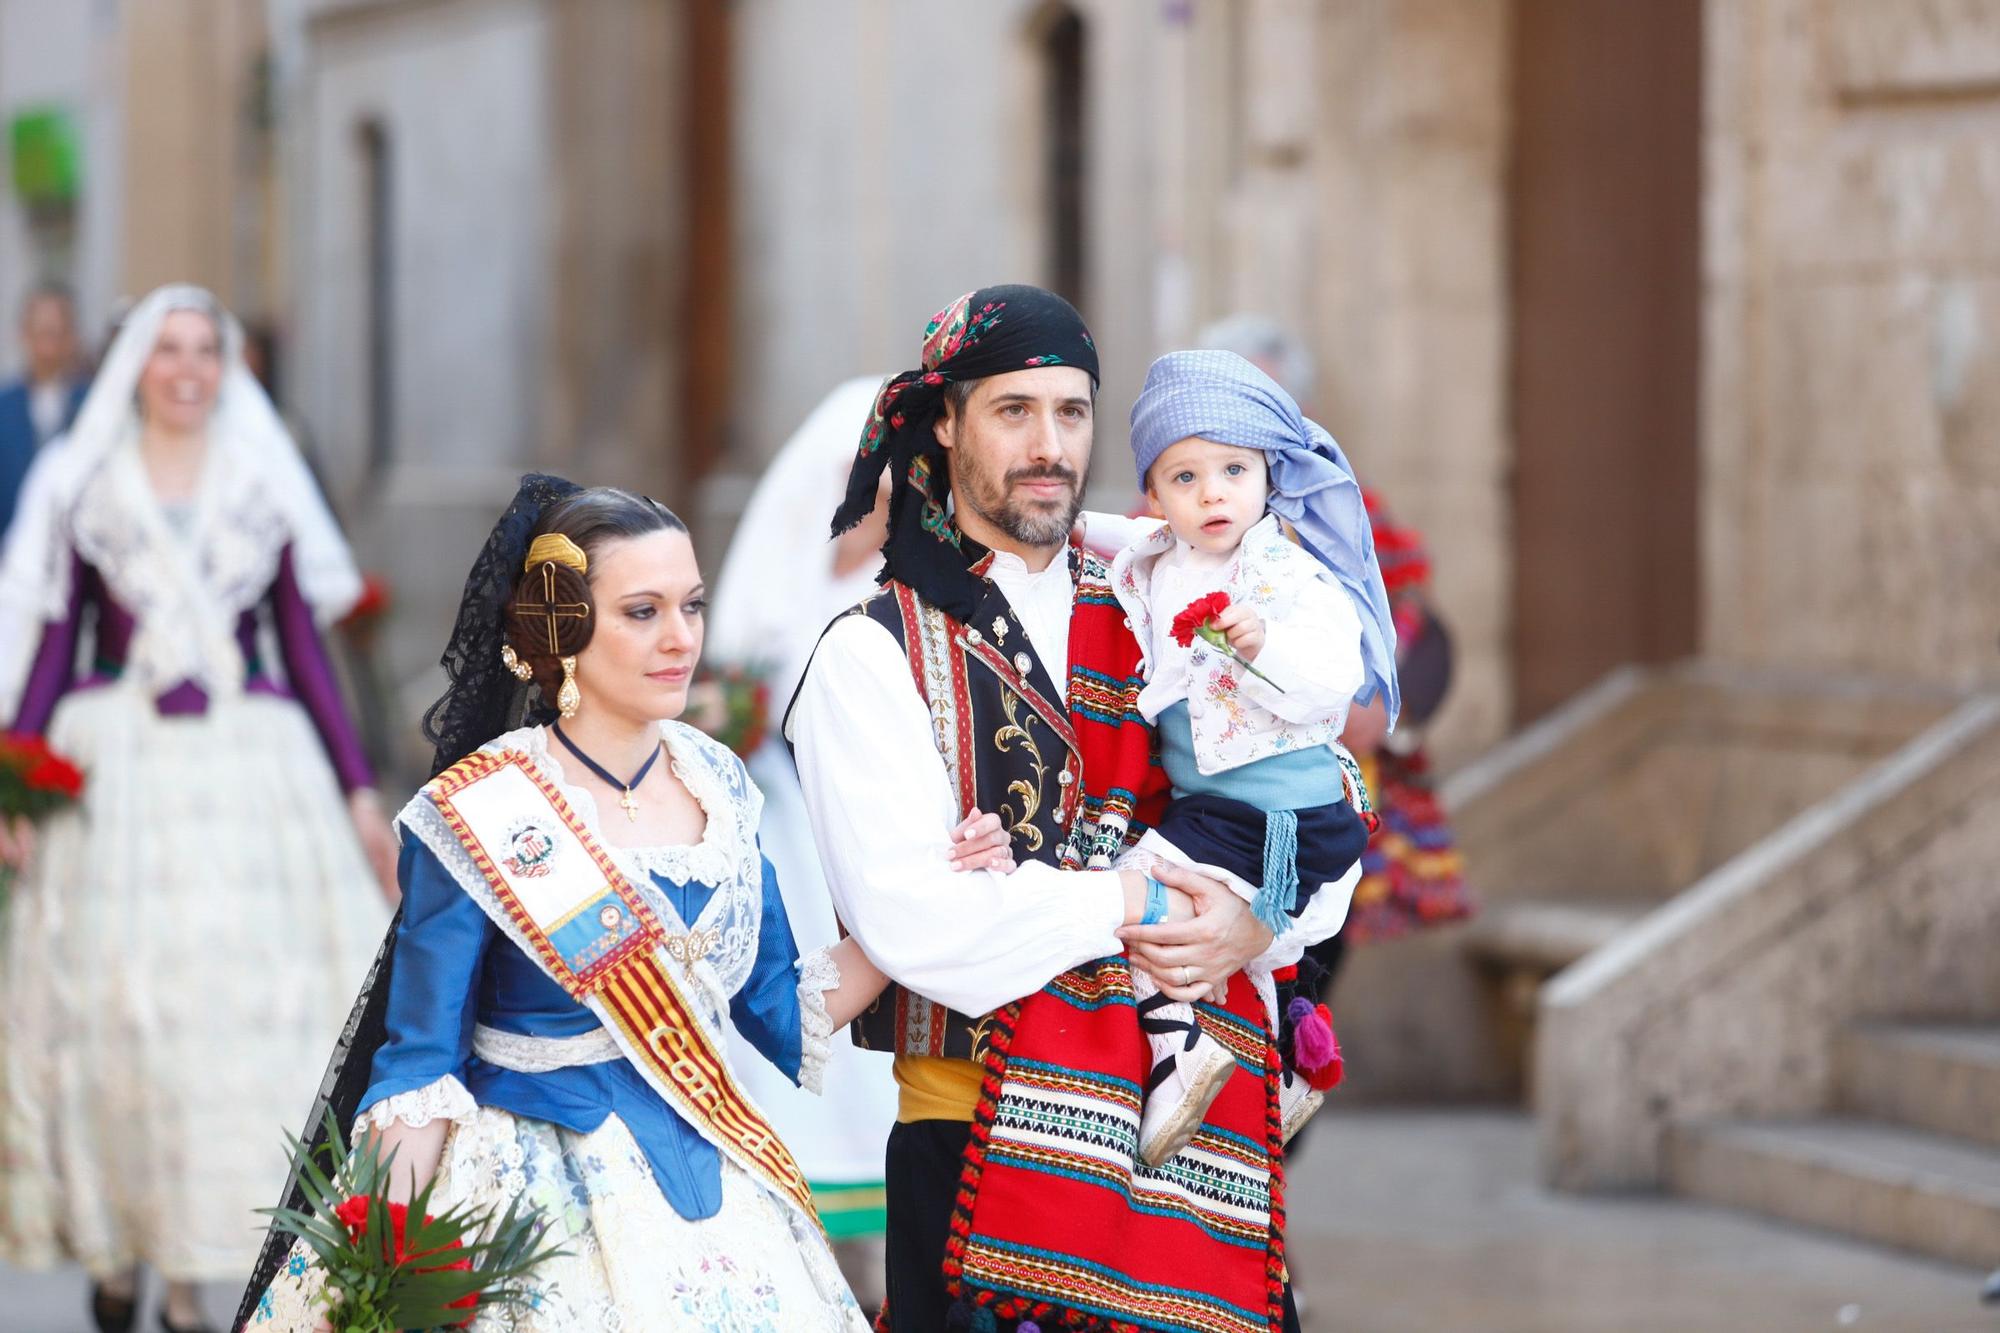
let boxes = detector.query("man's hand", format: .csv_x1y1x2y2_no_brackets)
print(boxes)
1116,860,1274,1002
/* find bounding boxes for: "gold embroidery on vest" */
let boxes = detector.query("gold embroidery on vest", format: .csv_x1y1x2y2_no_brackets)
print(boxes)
995,687,1047,852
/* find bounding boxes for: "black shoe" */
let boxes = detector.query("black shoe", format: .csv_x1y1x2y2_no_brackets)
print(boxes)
1981,1267,2000,1304
89,1284,137,1333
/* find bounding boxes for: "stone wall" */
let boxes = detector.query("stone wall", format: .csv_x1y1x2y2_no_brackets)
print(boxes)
1306,0,1513,766
724,0,1165,533
1702,0,2000,692
1152,0,1513,766
290,0,558,749
1535,697,2000,1188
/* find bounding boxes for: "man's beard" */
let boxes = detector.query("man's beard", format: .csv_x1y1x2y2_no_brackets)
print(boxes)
956,459,1083,547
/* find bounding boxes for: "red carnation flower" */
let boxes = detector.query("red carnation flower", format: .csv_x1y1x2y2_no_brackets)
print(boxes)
334,1194,478,1324
1166,592,1287,693
1170,591,1233,648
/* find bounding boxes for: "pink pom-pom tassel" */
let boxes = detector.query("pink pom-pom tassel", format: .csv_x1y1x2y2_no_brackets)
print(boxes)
1290,997,1338,1073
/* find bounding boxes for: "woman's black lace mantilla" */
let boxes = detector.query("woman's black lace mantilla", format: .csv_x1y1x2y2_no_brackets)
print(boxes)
234,472,581,1329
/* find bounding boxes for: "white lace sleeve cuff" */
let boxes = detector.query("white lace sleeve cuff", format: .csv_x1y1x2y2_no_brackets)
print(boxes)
796,946,841,1095
357,1075,477,1133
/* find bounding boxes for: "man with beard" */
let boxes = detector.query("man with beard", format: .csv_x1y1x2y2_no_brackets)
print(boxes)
788,285,1300,1333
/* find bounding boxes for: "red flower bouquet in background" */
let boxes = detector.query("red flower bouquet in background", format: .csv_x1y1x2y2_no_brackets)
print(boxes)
338,572,395,651
263,1112,564,1333
1168,591,1286,693
341,572,393,625
684,665,773,759
0,732,85,821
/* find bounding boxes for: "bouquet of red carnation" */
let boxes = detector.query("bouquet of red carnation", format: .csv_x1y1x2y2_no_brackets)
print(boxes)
1168,592,1285,693
0,732,85,822
263,1112,565,1333
684,664,773,759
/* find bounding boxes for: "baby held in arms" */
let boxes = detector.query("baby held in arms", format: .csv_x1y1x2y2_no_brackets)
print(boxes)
1107,349,1399,1164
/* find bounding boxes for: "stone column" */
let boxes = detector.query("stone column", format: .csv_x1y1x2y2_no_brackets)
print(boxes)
119,0,268,303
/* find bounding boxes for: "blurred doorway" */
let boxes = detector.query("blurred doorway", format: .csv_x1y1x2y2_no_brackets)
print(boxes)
1507,0,1702,724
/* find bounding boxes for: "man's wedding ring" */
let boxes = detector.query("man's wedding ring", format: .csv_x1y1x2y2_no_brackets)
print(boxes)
1180,965,1193,988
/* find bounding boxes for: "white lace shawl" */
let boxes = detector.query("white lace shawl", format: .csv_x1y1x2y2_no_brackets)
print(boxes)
0,285,361,707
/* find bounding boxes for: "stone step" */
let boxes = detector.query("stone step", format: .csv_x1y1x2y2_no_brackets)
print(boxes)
1665,1116,2000,1270
1460,898,1649,976
1838,1023,2000,1150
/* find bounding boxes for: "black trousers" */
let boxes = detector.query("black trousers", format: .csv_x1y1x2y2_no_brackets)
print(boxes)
884,1119,1304,1332
1151,791,1371,922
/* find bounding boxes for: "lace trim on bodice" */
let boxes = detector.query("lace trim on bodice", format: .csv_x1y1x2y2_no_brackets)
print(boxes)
472,1023,621,1073
359,1075,477,1132
795,946,840,1096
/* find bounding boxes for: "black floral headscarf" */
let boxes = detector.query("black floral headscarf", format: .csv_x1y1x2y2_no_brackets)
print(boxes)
830,283,1099,621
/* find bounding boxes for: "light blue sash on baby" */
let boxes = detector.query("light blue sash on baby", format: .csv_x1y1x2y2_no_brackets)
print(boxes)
1155,701,1345,933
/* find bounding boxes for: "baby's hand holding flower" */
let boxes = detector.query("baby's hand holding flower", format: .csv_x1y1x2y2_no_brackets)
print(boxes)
1169,592,1284,692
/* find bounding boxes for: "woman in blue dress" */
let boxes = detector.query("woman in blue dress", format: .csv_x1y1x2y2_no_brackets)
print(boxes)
242,478,1012,1331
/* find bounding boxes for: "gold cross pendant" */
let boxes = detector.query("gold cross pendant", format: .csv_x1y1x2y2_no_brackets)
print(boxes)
619,788,640,821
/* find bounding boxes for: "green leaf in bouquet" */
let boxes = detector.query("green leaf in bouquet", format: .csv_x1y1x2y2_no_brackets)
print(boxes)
261,1109,569,1330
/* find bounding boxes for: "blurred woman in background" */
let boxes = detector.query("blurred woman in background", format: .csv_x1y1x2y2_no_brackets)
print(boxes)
0,284,394,1333
702,376,900,1302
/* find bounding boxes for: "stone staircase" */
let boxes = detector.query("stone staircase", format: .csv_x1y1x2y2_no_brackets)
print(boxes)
1460,898,1649,1099
1664,1021,2000,1268
1334,664,1969,1104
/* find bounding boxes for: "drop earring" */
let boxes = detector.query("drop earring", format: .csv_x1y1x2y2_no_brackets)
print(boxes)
556,656,581,718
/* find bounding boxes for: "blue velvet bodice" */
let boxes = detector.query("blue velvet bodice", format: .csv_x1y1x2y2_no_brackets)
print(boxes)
357,836,806,1221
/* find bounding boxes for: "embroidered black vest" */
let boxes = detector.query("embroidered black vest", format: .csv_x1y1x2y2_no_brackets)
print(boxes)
843,566,1090,1058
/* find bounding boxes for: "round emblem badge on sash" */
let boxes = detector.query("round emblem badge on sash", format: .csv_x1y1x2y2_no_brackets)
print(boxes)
501,820,559,878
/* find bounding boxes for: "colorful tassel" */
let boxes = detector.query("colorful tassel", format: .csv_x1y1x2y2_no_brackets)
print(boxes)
1252,809,1302,936
1305,1002,1344,1090
1290,997,1335,1071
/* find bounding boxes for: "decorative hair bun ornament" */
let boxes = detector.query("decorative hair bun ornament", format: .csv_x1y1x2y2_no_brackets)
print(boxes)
499,644,535,681
523,532,588,574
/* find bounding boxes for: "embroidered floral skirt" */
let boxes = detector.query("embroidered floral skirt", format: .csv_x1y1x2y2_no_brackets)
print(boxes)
0,686,388,1280
251,1106,871,1332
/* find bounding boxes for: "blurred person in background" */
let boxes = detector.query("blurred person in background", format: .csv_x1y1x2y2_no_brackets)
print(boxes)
1197,316,1471,996
0,284,394,1333
703,376,899,1304
0,282,88,536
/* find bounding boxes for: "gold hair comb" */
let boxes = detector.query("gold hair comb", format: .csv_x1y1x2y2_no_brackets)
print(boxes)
524,533,588,574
